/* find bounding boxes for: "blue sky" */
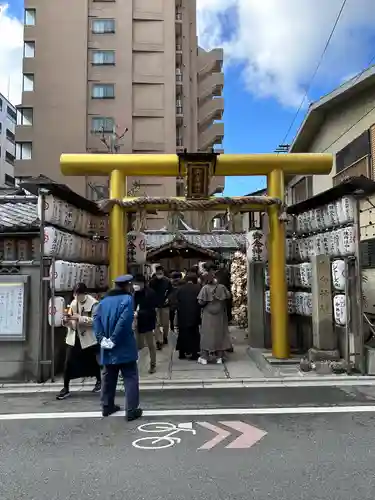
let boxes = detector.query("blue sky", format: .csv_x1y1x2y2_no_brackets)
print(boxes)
3,0,375,196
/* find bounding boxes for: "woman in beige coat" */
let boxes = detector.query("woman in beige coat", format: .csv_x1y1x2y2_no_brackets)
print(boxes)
56,283,101,400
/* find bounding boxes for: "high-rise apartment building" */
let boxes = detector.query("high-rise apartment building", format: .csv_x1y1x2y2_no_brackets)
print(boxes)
0,93,16,187
16,0,224,229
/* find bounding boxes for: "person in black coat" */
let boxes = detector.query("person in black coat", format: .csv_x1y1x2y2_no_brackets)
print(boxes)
149,265,172,349
176,273,202,360
133,274,157,374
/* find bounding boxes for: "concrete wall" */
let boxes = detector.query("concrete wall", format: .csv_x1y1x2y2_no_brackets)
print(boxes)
0,264,41,381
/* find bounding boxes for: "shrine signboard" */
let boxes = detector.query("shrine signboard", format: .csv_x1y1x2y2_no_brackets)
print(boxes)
0,275,30,341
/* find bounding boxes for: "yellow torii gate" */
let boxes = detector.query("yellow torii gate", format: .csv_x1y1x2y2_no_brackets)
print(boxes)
60,152,332,359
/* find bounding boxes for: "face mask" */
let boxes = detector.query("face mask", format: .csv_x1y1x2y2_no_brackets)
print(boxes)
156,274,163,279
76,294,86,303
133,284,141,292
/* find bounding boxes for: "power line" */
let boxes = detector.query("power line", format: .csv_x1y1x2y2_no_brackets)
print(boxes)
279,0,348,148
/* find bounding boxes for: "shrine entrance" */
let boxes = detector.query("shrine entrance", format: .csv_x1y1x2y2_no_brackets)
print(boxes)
60,151,332,359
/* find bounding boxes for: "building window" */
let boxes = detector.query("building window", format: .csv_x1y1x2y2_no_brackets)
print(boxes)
0,98,2,111
23,74,34,92
92,84,115,99
92,50,115,65
16,142,32,160
91,117,115,133
5,151,15,165
24,41,35,58
17,108,33,126
4,174,15,187
6,106,16,123
24,8,36,26
291,176,313,204
336,130,370,174
92,19,115,34
6,129,15,143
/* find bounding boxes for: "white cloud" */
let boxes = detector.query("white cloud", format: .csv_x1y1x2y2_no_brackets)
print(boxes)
0,3,23,105
1,0,373,110
197,0,375,107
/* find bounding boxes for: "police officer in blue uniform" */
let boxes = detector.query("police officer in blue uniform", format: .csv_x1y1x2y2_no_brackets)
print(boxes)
93,274,142,421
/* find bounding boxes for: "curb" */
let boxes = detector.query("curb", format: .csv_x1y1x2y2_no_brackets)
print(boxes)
1,375,375,394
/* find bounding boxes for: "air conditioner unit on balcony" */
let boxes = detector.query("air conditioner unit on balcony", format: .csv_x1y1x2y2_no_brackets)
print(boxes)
176,137,183,146
176,11,182,20
176,44,182,51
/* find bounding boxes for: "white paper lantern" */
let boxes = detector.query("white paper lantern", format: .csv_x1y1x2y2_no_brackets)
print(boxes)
128,231,147,265
287,291,296,314
292,264,302,287
265,291,271,313
264,266,270,287
48,296,66,327
333,294,347,326
337,226,356,256
297,238,308,261
295,292,305,315
286,265,293,286
338,196,355,224
52,260,69,291
299,263,312,288
331,259,345,291
246,230,267,262
302,292,313,316
285,238,294,261
44,226,62,257
38,195,63,225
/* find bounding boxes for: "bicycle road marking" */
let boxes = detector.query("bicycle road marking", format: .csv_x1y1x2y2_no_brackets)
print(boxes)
132,421,196,450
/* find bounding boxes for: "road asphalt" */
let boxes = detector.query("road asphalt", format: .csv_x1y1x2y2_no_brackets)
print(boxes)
1,386,375,499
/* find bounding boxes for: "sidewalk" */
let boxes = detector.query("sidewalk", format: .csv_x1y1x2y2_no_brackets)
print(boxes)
1,327,374,394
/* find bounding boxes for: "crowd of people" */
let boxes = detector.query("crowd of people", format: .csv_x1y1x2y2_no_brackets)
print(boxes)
55,262,232,422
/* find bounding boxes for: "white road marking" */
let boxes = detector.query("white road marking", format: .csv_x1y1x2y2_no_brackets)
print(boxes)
2,405,375,421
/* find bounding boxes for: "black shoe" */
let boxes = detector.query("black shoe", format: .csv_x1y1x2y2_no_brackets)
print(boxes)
56,388,70,400
190,353,199,361
92,380,101,393
148,365,156,374
226,347,234,353
127,408,143,422
156,341,162,351
178,353,186,360
102,404,121,417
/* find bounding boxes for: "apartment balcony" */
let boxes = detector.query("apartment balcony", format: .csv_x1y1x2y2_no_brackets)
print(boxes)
175,10,182,36
198,97,224,128
176,68,183,92
198,122,224,151
198,48,224,78
176,42,183,65
176,137,184,152
176,100,183,125
198,72,224,102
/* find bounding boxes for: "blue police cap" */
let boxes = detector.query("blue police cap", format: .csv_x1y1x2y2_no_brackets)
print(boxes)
114,274,134,284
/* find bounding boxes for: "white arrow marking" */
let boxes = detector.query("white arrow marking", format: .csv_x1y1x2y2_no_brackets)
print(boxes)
221,421,267,449
197,422,230,449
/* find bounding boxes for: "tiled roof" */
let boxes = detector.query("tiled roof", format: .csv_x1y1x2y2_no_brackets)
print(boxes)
0,197,40,232
0,199,246,250
144,231,246,249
